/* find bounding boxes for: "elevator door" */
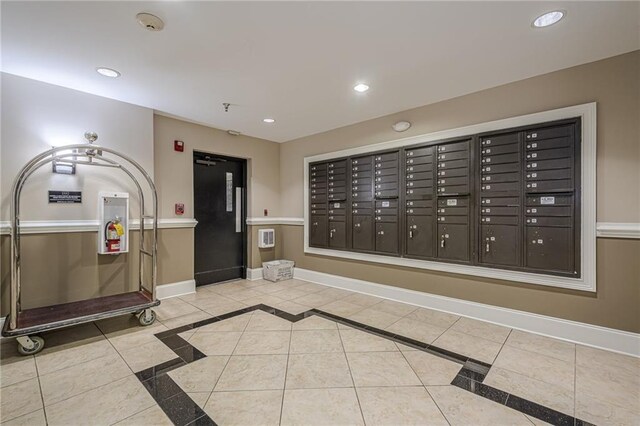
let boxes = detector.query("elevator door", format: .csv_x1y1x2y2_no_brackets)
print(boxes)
194,152,247,285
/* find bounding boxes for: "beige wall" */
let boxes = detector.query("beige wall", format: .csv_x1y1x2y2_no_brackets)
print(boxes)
0,229,191,315
278,51,640,333
153,115,281,219
248,225,284,269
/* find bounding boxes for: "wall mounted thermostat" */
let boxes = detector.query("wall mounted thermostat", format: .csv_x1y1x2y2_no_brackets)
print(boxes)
174,140,184,152
98,192,129,255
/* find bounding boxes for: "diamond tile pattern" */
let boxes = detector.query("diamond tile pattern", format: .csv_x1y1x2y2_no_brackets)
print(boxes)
1,278,637,426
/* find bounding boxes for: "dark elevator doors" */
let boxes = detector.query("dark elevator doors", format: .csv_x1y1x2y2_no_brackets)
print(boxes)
193,152,247,285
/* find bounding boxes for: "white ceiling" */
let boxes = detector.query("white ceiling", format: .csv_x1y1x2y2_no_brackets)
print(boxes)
2,2,638,143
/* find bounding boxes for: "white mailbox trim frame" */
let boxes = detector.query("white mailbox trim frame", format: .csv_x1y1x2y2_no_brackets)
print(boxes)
304,102,597,292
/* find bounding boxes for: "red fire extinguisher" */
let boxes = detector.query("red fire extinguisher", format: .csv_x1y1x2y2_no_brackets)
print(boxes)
105,218,124,253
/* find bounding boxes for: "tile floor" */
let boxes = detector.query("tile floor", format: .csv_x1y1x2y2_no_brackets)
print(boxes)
1,278,638,425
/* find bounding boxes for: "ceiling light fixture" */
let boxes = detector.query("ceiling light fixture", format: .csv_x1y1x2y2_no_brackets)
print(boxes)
96,67,121,78
353,83,370,93
532,10,565,28
263,118,275,124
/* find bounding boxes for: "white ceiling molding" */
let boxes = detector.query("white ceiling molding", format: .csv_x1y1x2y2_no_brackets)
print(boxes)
304,102,597,292
2,2,638,142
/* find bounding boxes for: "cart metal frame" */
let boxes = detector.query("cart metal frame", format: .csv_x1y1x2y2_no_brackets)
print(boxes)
2,142,160,354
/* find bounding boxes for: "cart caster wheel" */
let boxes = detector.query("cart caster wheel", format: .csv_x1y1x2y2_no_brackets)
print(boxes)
17,336,45,356
138,310,156,326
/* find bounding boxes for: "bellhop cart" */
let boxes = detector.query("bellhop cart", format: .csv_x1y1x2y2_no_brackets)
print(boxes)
2,138,160,355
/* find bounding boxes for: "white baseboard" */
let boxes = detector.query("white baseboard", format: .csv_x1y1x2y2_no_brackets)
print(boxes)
157,279,196,299
294,267,640,357
247,268,264,281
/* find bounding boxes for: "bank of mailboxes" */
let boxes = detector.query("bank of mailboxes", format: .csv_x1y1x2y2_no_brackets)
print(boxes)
309,118,580,277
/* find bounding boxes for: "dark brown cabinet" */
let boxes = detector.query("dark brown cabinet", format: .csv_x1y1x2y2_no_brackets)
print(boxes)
308,118,580,278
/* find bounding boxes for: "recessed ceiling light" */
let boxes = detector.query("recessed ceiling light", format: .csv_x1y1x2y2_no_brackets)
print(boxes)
353,83,370,93
263,118,275,124
532,10,565,28
96,67,121,78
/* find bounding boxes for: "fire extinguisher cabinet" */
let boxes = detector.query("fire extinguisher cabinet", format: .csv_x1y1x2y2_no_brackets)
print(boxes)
98,192,129,254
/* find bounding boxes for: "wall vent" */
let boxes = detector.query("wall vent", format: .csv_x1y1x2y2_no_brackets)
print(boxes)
258,228,275,248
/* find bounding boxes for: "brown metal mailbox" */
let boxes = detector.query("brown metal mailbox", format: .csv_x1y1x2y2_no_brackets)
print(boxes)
437,159,468,170
481,163,520,174
526,157,572,171
526,227,574,273
481,152,519,165
406,215,435,258
406,147,434,158
407,188,434,197
480,196,519,206
437,224,469,261
406,171,433,181
406,163,434,173
437,198,469,207
481,143,519,156
407,200,432,208
310,215,328,247
481,133,519,146
352,215,374,251
481,206,519,216
525,137,571,151
376,222,399,254
525,147,572,161
525,179,573,193
406,179,433,189
481,172,519,183
480,225,520,267
406,207,433,215
437,167,470,178
480,216,518,225
525,125,572,141
525,217,572,227
438,184,469,195
481,182,520,192
526,169,572,181
329,222,346,249
437,141,469,153
525,206,571,216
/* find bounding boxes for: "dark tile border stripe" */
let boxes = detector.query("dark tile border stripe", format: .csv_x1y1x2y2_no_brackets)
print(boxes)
136,304,591,426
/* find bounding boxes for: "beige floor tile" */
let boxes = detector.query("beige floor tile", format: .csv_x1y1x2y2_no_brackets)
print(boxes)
347,352,421,387
484,366,574,415
187,392,211,408
281,388,364,426
290,330,343,354
159,310,212,329
292,316,337,330
118,339,178,372
270,288,311,300
402,350,462,385
575,389,640,425
0,408,46,426
291,282,329,294
339,329,399,352
433,329,503,364
245,311,292,331
386,317,447,344
342,292,384,307
395,342,419,352
292,292,338,308
198,313,252,332
182,293,237,310
286,353,353,389
525,414,553,426
225,288,267,302
348,308,402,329
205,390,283,426
493,345,574,392
98,318,168,353
188,331,243,355
178,330,197,341
35,338,115,376
374,299,418,317
234,331,291,355
45,376,155,426
200,300,248,317
168,356,229,392
255,281,297,294
576,364,639,414
241,294,287,307
428,385,532,425
0,342,37,388
0,378,42,423
357,386,449,426
154,297,202,321
115,405,173,425
39,351,132,406
215,355,287,391
576,344,640,377
207,282,251,296
178,289,221,303
319,300,366,317
406,307,460,329
505,330,575,363
450,316,511,343
317,287,354,299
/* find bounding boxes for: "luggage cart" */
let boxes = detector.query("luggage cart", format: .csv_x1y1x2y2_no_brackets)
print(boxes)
2,138,160,355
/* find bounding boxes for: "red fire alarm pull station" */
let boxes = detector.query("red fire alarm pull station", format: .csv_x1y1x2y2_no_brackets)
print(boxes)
174,140,184,152
175,203,185,215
